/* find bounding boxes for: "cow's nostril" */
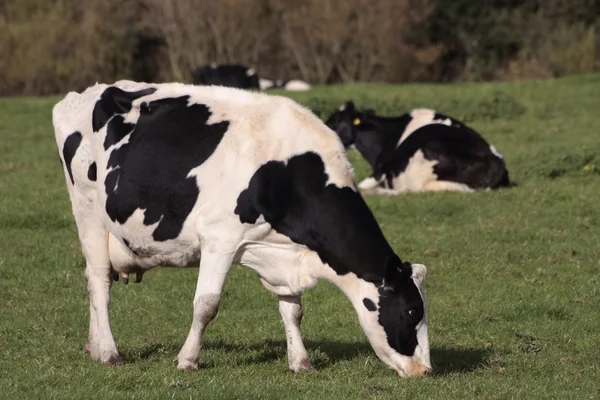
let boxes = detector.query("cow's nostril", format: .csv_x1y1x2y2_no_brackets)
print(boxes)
423,367,433,375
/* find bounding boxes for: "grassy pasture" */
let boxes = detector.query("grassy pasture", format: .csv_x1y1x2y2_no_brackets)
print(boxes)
0,75,599,399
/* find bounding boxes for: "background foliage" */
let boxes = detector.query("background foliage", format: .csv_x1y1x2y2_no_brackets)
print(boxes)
1,0,599,95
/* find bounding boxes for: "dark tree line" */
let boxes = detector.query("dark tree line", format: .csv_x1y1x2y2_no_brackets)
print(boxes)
0,0,598,95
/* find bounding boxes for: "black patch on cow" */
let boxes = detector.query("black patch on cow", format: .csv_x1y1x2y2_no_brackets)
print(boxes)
102,91,229,241
103,115,136,150
363,298,377,311
92,86,156,132
374,123,509,189
377,264,424,356
62,131,82,184
87,162,97,181
236,152,394,282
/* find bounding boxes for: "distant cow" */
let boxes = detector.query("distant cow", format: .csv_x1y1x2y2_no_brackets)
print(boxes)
259,78,312,91
52,81,431,377
326,101,510,194
192,63,260,89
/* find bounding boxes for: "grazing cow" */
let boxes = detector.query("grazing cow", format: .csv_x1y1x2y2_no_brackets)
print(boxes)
326,101,510,194
52,81,431,377
260,78,312,91
192,63,260,89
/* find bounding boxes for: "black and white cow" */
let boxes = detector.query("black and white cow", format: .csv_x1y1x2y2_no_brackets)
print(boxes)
192,63,260,89
326,101,510,194
259,78,312,91
52,81,431,377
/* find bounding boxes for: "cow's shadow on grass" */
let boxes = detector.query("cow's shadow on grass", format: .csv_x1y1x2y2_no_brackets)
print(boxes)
430,347,494,376
124,339,494,375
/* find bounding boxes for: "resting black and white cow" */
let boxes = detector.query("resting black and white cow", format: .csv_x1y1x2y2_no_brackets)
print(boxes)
52,81,431,377
192,63,260,89
326,101,510,194
259,78,312,91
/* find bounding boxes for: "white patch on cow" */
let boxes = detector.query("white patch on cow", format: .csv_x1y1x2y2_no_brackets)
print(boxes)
246,68,256,76
339,103,346,111
239,231,319,296
357,176,382,190
284,80,311,91
490,144,504,159
259,78,274,90
396,108,451,147
368,150,473,195
391,150,439,192
411,264,431,369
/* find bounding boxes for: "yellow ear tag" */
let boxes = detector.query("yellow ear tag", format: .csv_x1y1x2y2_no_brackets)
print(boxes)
353,118,361,125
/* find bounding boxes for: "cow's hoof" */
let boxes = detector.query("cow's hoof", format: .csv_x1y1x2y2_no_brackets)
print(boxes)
102,354,124,366
177,358,199,372
177,357,198,372
82,343,90,354
290,358,313,373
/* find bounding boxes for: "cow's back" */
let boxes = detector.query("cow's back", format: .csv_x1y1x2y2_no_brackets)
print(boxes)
53,81,350,270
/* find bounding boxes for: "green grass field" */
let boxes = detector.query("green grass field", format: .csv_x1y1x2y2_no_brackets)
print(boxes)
1,75,599,399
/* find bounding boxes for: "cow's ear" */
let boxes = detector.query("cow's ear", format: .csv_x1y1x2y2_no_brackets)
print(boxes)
340,100,355,112
381,257,409,292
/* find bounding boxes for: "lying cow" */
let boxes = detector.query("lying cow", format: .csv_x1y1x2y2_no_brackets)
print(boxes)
192,63,260,89
325,101,510,194
259,78,312,91
52,81,431,377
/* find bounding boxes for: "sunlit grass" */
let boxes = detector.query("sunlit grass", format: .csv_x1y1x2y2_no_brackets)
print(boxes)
1,75,599,399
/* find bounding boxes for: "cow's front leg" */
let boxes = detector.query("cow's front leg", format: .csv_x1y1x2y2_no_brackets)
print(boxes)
279,295,312,372
177,251,233,371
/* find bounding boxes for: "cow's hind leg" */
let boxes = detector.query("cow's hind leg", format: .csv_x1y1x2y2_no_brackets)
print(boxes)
77,218,121,365
177,251,233,371
279,295,312,372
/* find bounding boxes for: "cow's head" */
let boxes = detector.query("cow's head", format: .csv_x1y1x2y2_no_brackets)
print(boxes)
325,101,361,147
350,258,431,377
325,101,380,149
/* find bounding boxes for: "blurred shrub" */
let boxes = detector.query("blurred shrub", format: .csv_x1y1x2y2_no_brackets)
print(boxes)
0,0,148,95
147,0,439,85
0,0,598,95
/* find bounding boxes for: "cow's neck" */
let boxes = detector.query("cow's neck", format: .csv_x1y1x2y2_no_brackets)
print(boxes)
354,115,410,169
236,152,399,289
283,185,398,285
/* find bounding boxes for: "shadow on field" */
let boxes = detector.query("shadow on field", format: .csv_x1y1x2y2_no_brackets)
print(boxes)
124,340,493,375
124,339,373,367
430,347,493,376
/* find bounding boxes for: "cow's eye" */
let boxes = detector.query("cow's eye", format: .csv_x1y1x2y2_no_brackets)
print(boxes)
408,309,418,319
